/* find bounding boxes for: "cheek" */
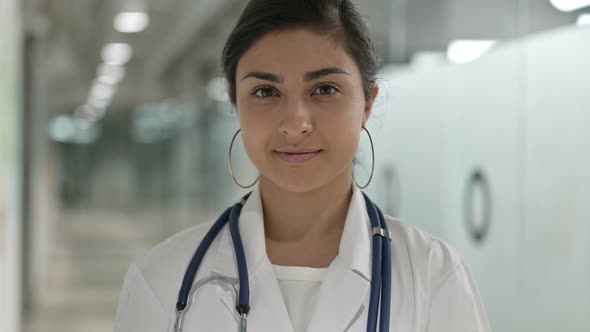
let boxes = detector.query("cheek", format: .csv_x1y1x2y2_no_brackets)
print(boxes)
239,115,274,162
340,130,362,156
319,115,361,157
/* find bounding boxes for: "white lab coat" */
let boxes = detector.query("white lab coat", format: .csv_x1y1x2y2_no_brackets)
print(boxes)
114,182,492,332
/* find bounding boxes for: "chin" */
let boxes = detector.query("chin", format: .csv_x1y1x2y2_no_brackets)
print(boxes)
262,173,323,194
268,169,346,194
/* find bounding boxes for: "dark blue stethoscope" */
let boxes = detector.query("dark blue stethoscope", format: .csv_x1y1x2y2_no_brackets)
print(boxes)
173,190,392,332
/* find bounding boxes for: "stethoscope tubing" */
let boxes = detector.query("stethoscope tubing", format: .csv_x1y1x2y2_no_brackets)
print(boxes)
175,190,392,332
176,205,233,311
229,197,251,317
363,192,392,332
377,203,392,332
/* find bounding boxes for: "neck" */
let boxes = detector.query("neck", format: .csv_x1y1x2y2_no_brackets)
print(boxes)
259,168,353,244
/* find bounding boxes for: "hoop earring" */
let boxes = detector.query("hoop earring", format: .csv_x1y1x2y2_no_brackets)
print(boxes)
228,128,259,189
353,126,375,189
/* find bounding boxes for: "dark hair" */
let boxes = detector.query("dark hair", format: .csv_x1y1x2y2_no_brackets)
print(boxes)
221,0,380,105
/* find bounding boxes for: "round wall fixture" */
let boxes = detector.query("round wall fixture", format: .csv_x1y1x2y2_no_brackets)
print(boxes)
463,168,492,244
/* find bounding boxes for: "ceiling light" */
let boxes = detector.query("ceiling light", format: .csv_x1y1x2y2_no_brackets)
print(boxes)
447,40,497,64
89,82,115,101
577,13,590,25
549,0,590,12
96,63,126,85
88,97,111,110
114,11,149,33
101,43,133,65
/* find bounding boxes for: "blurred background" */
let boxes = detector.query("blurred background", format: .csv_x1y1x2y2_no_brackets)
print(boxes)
1,0,589,331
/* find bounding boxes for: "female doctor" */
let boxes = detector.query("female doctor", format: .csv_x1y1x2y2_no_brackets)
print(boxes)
114,0,492,331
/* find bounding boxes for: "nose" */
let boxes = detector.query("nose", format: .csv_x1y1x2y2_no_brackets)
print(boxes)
279,100,313,137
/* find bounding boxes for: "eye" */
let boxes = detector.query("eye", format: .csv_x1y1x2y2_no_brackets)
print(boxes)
312,84,340,96
252,87,278,98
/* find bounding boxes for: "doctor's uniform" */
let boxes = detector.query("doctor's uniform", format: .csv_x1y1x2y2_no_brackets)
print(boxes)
114,182,492,331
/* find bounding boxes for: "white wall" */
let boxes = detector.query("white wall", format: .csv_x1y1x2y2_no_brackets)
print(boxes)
366,25,590,331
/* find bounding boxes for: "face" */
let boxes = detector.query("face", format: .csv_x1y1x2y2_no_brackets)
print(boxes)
233,27,379,193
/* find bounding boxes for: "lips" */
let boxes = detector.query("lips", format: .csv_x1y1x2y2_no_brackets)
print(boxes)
274,149,322,163
274,147,322,153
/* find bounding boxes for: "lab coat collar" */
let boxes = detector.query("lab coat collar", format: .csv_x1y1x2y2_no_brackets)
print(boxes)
211,181,373,331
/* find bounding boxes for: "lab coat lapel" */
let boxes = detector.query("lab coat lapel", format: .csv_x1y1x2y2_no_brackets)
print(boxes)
307,183,373,332
211,182,294,332
210,182,374,332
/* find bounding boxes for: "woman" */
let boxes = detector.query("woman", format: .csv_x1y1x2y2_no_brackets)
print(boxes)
114,0,491,331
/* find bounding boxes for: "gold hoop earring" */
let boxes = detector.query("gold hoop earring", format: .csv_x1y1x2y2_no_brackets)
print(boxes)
353,126,375,189
228,128,259,189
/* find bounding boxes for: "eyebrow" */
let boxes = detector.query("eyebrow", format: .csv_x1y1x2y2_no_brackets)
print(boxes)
241,72,283,83
304,67,351,81
240,67,352,83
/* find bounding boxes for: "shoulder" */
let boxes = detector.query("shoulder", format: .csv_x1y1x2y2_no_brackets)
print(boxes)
126,220,218,310
382,215,465,286
115,221,220,330
382,216,492,330
135,220,216,273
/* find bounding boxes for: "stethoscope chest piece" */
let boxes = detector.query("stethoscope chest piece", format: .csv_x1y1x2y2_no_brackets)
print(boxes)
174,309,184,332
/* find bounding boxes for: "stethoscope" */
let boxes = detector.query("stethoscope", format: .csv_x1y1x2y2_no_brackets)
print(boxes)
173,190,392,332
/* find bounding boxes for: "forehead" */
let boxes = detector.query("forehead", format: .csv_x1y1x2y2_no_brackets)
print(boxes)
236,27,360,80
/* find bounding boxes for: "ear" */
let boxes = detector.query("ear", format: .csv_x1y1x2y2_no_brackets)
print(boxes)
362,83,379,128
226,83,232,101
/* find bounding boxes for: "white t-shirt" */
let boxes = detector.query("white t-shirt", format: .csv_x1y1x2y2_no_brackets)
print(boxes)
272,265,329,332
